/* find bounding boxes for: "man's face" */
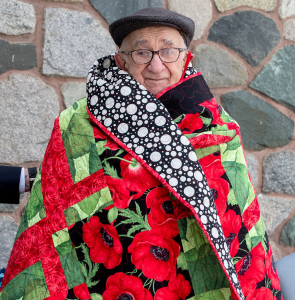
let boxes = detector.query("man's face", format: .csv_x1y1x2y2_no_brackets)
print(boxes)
114,27,188,96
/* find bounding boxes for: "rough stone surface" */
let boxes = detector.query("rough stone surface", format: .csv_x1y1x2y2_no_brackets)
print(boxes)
0,74,60,165
0,192,27,212
193,44,248,88
0,40,37,75
44,0,83,3
263,150,295,195
279,0,295,19
62,82,86,108
91,0,164,25
284,19,295,42
0,0,36,35
270,240,283,261
208,11,281,66
250,45,295,113
221,91,294,150
245,154,258,187
213,0,276,12
280,216,295,247
258,195,295,236
43,8,116,77
0,217,19,268
168,0,212,40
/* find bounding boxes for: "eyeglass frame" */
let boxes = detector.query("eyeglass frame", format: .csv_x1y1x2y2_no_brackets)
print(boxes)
117,47,188,65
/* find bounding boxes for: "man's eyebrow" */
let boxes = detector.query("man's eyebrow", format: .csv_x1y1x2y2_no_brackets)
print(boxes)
161,39,174,46
133,39,149,49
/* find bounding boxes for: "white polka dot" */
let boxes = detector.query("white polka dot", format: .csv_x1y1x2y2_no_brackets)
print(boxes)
201,215,207,224
104,118,112,127
166,145,171,151
200,204,204,210
160,173,166,179
232,273,238,283
91,95,98,105
105,97,114,108
188,171,193,177
183,166,188,171
150,151,161,162
189,151,198,161
156,166,162,172
135,146,144,154
204,197,210,207
170,125,176,131
224,260,228,269
190,200,196,205
119,70,128,75
180,136,190,146
176,146,182,151
106,72,112,80
120,107,126,113
180,176,186,182
118,123,129,134
98,79,106,86
160,134,171,145
171,158,182,169
169,178,178,186
126,104,137,115
194,171,203,181
184,186,195,197
147,143,152,148
138,127,148,137
103,58,111,68
121,86,131,96
114,114,119,120
171,151,177,157
102,109,107,115
94,109,98,115
123,137,129,143
155,116,166,126
139,85,146,90
146,103,157,112
212,227,219,238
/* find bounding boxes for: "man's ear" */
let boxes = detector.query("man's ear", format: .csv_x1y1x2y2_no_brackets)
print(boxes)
114,53,127,71
189,53,194,63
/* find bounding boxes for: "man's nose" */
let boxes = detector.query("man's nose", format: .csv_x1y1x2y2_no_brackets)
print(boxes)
147,52,165,73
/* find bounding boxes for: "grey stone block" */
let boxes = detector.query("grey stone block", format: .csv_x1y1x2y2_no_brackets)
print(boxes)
61,82,86,108
279,0,295,19
213,0,276,12
245,154,258,188
284,19,295,42
0,0,36,35
0,217,19,268
258,195,295,236
208,11,281,66
250,45,295,112
280,216,295,247
0,192,27,212
90,0,164,24
263,150,295,196
168,0,212,40
193,44,248,88
0,74,60,165
221,91,294,150
43,8,116,77
0,40,37,75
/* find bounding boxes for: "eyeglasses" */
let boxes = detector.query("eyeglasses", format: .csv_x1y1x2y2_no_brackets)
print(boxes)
118,47,187,65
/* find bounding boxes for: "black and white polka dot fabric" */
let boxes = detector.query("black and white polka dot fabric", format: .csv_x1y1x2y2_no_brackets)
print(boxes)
87,55,244,300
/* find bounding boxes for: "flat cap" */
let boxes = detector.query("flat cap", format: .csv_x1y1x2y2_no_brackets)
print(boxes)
109,7,195,47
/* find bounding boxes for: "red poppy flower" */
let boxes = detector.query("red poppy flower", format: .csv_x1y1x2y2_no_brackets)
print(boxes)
120,154,161,199
128,229,180,281
105,176,134,209
235,243,266,296
207,177,230,216
200,99,224,126
265,247,281,290
220,210,241,258
246,287,276,300
199,153,226,179
147,187,192,238
103,272,153,300
155,274,191,300
82,216,122,269
242,197,261,232
73,283,91,300
177,114,203,134
93,126,120,150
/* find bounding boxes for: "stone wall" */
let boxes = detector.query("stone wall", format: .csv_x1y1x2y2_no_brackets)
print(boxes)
1,0,295,269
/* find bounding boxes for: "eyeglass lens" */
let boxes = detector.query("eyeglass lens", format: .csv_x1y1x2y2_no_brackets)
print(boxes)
132,48,180,64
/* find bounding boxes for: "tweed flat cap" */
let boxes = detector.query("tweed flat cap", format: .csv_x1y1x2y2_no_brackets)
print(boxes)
109,7,195,47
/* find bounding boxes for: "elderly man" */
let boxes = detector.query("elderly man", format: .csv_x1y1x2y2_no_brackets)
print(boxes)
0,8,282,300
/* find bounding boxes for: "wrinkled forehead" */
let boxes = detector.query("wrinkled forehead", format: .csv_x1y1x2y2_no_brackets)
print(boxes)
121,26,186,50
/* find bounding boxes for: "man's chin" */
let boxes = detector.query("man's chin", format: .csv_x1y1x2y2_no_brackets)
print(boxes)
144,82,169,96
